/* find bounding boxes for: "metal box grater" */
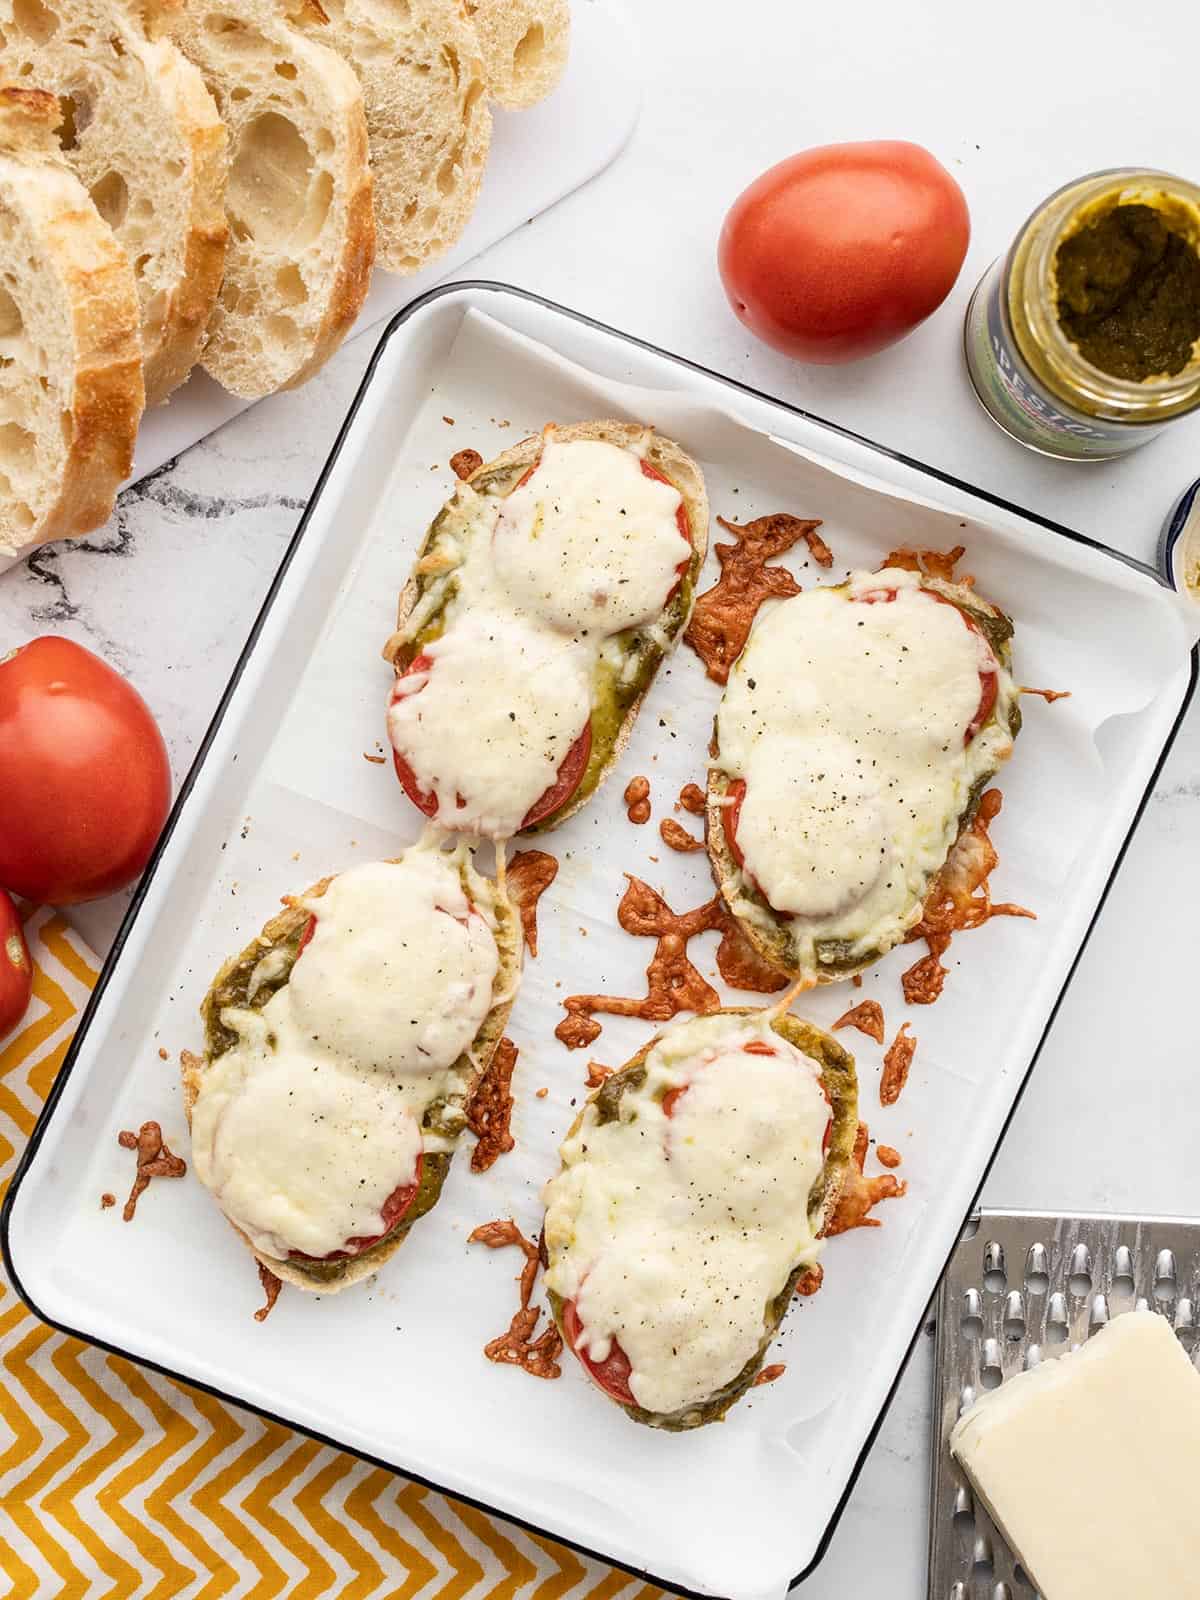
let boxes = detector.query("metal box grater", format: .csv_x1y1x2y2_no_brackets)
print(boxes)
928,1208,1200,1599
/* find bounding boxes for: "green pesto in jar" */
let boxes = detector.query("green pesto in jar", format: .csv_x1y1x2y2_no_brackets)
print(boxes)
1056,203,1200,381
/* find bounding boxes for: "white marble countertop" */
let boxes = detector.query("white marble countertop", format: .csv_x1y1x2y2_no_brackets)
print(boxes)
4,1,1199,1593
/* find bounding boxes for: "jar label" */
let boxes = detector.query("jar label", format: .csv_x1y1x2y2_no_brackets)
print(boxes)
965,267,1159,460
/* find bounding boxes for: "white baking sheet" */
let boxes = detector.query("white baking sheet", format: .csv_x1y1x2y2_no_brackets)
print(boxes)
7,288,1196,1600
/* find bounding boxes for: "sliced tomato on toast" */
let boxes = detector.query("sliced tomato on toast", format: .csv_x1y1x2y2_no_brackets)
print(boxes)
562,1296,636,1406
854,586,998,743
389,652,593,829
289,1157,424,1263
663,1037,832,1152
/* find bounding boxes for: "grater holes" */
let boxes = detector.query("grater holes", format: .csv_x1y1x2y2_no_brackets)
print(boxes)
1088,1293,1109,1333
1112,1245,1135,1292
1174,1296,1195,1337
982,1241,1006,1293
980,1338,1003,1389
961,1288,984,1338
971,1534,994,1581
1046,1292,1069,1343
1023,1243,1049,1296
1002,1291,1025,1341
991,1585,1012,1600
1154,1249,1177,1303
1012,1563,1034,1591
1067,1243,1092,1298
950,1585,968,1600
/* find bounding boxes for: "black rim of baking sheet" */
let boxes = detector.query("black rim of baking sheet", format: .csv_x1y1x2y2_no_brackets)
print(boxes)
3,280,1196,1599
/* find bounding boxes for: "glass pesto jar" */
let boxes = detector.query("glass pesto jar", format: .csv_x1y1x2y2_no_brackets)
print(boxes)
964,168,1200,460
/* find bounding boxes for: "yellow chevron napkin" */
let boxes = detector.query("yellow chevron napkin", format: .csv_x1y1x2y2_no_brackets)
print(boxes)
0,906,667,1600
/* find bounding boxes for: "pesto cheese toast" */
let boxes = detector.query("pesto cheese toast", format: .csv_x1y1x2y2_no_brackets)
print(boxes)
542,1008,859,1430
383,421,709,840
183,837,520,1293
707,566,1021,986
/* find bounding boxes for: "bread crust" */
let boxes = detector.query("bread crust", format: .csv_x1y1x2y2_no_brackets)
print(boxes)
0,1,229,406
138,34,229,403
158,0,376,398
182,853,522,1294
0,87,143,561
705,575,1019,985
383,420,710,835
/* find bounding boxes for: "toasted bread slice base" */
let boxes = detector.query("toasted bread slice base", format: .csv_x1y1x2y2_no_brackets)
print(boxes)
158,0,374,398
0,86,143,561
706,575,1020,986
182,853,521,1293
0,0,228,405
544,1007,859,1429
383,420,710,835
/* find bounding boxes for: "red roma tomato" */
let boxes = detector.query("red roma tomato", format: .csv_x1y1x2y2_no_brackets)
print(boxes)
0,890,32,1038
718,141,970,364
0,638,172,905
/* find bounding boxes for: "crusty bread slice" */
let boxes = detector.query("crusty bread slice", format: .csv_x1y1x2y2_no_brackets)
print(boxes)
182,853,522,1294
153,0,374,398
0,86,142,561
295,0,490,275
0,0,227,405
383,420,710,836
705,575,1020,986
544,1007,859,1429
464,0,568,109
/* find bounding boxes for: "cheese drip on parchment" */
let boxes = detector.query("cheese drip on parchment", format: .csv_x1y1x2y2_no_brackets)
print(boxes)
543,1012,829,1416
388,435,689,838
716,567,1015,967
190,846,500,1260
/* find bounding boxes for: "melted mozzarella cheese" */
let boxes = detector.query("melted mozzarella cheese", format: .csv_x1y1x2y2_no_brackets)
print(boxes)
288,856,499,1075
716,568,1015,964
191,1051,423,1259
490,439,688,636
190,845,502,1259
387,609,593,838
543,1013,829,1417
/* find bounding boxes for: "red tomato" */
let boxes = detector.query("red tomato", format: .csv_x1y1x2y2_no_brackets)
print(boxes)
718,141,970,364
519,720,592,829
290,1156,424,1262
561,1297,636,1406
639,458,692,550
723,778,747,869
0,890,32,1038
389,652,593,831
0,638,172,905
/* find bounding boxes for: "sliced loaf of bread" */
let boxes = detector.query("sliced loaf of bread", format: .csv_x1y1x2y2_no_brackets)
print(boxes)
296,0,490,275
155,0,374,398
464,0,568,109
0,0,227,406
0,85,143,561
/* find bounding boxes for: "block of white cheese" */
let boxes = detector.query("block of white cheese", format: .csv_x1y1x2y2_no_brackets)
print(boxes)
951,1309,1200,1599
